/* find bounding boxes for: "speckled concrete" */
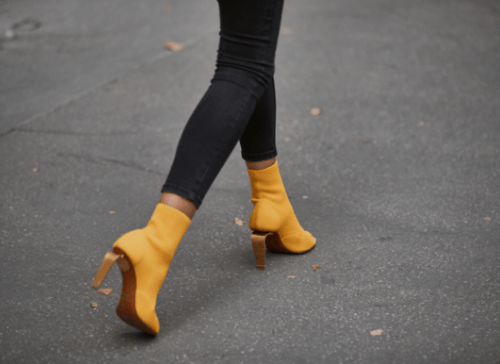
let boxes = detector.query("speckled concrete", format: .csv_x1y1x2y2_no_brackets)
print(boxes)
1,0,499,363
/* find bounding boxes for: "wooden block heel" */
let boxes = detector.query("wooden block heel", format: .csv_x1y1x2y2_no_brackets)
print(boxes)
250,231,317,270
251,232,271,270
92,251,157,335
92,252,130,289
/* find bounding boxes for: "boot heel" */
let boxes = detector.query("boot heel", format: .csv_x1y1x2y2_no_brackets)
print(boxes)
92,252,130,289
251,232,270,270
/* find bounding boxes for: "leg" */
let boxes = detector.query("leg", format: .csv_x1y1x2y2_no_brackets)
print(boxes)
241,78,278,171
160,58,281,219
240,78,278,164
244,82,317,259
162,0,285,209
234,16,316,264
159,192,196,219
246,157,277,171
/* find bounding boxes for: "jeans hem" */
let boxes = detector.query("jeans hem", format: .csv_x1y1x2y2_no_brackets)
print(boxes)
161,183,203,209
241,149,278,162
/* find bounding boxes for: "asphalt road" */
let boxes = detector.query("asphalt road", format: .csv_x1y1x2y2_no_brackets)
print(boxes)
1,0,499,363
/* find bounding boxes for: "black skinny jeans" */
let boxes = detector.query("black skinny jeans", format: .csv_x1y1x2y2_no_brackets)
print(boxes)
162,0,284,208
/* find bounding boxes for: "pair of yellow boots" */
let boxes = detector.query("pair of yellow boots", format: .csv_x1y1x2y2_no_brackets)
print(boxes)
92,161,316,335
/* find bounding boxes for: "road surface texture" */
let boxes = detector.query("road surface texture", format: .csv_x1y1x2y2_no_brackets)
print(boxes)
1,0,499,363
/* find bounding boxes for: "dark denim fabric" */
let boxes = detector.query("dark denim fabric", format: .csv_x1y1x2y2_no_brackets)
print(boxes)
162,0,284,208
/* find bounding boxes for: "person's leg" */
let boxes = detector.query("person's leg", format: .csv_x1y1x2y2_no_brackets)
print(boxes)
240,78,278,164
233,18,316,268
161,0,284,210
159,192,196,219
163,59,280,218
243,83,316,266
246,157,277,171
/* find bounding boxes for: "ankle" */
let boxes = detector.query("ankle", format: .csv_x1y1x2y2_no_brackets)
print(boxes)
246,157,277,171
159,192,197,220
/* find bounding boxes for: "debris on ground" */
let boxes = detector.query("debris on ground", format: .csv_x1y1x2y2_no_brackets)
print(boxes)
234,217,244,226
370,329,383,336
98,288,113,296
312,264,321,271
165,41,183,51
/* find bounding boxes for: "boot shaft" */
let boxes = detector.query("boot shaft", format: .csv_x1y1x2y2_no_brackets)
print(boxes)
247,161,289,205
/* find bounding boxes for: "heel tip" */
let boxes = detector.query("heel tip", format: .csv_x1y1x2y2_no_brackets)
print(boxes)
256,265,266,270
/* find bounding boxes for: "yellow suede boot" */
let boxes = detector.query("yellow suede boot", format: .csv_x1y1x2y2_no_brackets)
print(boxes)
247,161,316,269
92,203,191,335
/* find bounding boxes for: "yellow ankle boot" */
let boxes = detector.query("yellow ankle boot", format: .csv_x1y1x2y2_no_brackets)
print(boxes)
247,161,316,269
92,203,191,335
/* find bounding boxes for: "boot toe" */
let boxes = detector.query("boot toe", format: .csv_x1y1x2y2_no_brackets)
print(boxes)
280,230,316,254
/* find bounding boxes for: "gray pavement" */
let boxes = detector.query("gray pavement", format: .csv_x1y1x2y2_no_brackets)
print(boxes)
1,0,499,363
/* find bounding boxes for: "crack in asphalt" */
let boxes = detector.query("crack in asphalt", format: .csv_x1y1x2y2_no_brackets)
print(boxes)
0,30,217,139
14,128,141,137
